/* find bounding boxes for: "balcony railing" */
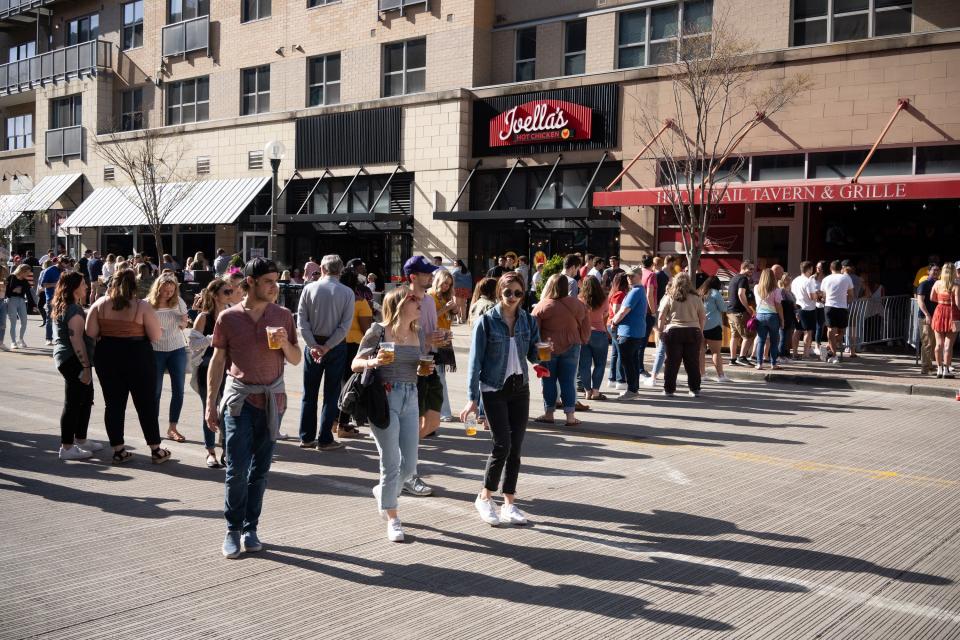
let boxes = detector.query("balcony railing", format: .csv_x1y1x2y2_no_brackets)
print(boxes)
0,0,58,20
162,15,210,58
45,125,82,163
0,40,112,97
378,0,428,14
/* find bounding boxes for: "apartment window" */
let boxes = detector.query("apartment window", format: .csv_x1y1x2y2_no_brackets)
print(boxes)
8,41,35,62
564,20,587,76
66,14,99,46
166,76,209,125
169,0,209,23
121,88,144,131
241,65,270,115
308,54,341,106
50,95,82,129
515,27,536,81
122,1,144,50
617,1,712,69
383,38,425,97
6,114,32,150
792,0,912,46
308,0,339,6
242,0,271,22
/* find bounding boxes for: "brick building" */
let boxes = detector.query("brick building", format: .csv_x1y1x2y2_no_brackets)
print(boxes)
0,0,957,286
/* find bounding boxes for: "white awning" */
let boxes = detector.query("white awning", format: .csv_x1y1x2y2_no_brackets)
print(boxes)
21,173,83,212
0,193,28,230
62,177,271,229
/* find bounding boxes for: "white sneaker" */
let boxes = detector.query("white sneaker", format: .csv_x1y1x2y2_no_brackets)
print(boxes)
643,376,656,388
715,375,731,383
827,356,839,364
277,431,290,440
75,439,103,452
499,503,529,526
59,445,93,461
617,390,639,400
615,382,627,390
372,485,387,521
17,341,26,349
475,496,501,526
606,380,617,390
386,518,404,542
45,340,53,346
9,342,19,350
0,342,8,351
688,390,700,398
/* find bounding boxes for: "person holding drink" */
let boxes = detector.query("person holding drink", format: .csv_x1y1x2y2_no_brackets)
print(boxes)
462,272,546,526
352,285,432,542
205,258,301,558
148,273,191,443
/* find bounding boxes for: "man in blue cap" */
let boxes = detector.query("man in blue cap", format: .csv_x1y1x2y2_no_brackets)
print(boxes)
402,255,444,496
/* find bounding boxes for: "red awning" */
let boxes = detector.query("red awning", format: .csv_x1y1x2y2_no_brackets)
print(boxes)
593,175,960,208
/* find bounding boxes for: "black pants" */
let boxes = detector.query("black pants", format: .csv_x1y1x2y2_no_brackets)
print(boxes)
94,337,161,447
57,356,93,445
618,336,644,392
481,375,529,495
337,342,361,425
663,327,702,393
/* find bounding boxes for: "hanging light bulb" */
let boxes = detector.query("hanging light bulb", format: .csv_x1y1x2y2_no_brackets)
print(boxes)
852,204,857,211
922,202,927,210
885,203,890,211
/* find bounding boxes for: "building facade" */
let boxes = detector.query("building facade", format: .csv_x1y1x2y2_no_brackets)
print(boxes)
0,0,957,286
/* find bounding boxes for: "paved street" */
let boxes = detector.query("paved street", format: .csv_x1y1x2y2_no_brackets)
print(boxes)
1,320,959,639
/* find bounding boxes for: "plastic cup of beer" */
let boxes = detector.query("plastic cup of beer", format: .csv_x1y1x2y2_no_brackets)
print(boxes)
266,326,284,350
380,342,396,365
536,341,552,361
464,413,478,437
417,354,434,377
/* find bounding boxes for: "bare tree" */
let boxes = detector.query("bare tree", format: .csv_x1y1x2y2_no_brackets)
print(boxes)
94,128,198,266
635,12,809,274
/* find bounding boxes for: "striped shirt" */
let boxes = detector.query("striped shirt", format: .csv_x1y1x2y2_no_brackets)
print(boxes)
152,298,188,352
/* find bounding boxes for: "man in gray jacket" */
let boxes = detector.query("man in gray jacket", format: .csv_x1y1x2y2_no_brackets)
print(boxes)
297,254,355,450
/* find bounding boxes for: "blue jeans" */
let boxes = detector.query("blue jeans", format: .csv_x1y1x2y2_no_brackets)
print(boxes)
154,347,187,425
754,313,781,366
299,342,348,445
7,297,27,343
651,336,667,378
0,298,6,343
608,338,625,383
223,402,276,533
438,365,452,419
636,315,654,374
370,383,419,511
578,330,609,391
45,299,54,341
542,344,579,413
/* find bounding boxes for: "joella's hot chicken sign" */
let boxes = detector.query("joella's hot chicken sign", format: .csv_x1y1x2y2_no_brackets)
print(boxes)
489,99,593,147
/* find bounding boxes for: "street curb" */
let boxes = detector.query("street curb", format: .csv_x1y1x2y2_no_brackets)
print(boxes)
733,370,957,399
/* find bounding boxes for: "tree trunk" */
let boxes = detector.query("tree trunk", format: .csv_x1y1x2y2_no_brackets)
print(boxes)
152,225,165,268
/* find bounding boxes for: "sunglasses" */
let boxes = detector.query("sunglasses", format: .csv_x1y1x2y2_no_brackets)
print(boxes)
502,289,524,299
220,288,234,296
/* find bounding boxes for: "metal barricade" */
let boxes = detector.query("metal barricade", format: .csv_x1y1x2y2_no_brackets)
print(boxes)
278,283,304,314
905,298,921,363
846,295,913,348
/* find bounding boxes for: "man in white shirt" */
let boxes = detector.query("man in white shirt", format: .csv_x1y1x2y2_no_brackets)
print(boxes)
820,260,854,364
791,261,819,359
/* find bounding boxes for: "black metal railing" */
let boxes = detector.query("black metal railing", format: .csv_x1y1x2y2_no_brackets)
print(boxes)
162,15,210,58
0,0,57,20
0,40,112,97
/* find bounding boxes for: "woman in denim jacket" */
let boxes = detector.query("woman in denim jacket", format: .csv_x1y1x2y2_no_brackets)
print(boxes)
461,272,548,527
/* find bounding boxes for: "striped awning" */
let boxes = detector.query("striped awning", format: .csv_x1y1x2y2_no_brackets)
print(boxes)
20,173,83,212
0,193,28,229
62,177,271,229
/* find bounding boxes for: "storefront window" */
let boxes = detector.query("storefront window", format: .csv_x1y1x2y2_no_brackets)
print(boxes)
751,154,805,181
809,147,911,178
916,145,960,174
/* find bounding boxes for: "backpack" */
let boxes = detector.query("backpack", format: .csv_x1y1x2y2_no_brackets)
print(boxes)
337,324,390,429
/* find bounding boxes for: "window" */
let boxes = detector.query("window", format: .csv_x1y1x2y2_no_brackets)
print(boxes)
121,88,144,131
241,65,270,115
917,145,960,174
751,154,805,181
242,0,271,22
308,0,339,6
809,148,912,179
8,41,35,62
122,1,144,50
6,114,32,150
383,38,425,97
50,95,82,129
792,0,912,46
66,14,99,46
617,1,712,69
166,76,209,125
564,20,586,76
515,27,536,81
308,54,341,106
169,0,209,23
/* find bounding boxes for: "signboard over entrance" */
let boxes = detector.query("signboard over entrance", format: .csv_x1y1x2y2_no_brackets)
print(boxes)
489,100,592,148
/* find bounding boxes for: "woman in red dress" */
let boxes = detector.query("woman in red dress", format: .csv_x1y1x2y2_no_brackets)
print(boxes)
930,262,960,379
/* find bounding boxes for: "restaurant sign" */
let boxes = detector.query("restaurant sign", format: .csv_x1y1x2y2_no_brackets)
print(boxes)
490,100,592,148
594,178,960,207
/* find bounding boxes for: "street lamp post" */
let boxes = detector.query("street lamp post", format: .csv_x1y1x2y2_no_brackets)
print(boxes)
264,141,286,264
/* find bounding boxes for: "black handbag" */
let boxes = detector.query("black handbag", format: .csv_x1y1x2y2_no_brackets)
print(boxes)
337,325,390,429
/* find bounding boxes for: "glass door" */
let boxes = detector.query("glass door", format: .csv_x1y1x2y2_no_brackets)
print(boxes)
242,231,269,261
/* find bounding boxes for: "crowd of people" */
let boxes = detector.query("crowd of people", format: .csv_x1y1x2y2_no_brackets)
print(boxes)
3,242,959,557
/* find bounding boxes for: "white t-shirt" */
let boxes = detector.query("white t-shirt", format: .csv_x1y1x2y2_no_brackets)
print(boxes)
821,273,854,309
791,274,818,312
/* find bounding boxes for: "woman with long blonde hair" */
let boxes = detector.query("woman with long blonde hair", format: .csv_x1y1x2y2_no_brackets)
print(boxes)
658,272,705,397
428,268,458,422
752,267,784,370
352,284,433,542
930,262,960,378
148,273,190,442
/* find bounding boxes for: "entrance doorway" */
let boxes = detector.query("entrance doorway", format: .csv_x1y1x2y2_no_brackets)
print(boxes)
751,204,801,272
243,232,270,261
468,221,619,277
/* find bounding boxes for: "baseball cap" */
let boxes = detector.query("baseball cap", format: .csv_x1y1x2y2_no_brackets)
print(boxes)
243,257,279,278
402,256,438,276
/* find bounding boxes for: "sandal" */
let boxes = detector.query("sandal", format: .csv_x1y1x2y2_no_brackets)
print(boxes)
206,453,221,468
166,430,186,443
337,426,365,439
532,415,555,424
564,419,582,426
575,401,590,412
151,447,172,464
591,393,608,401
111,448,134,465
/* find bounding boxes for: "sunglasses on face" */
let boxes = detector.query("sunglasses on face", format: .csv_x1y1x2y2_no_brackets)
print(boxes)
220,288,234,296
502,289,524,299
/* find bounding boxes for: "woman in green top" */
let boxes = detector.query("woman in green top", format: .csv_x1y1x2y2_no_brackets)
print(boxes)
51,271,102,460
